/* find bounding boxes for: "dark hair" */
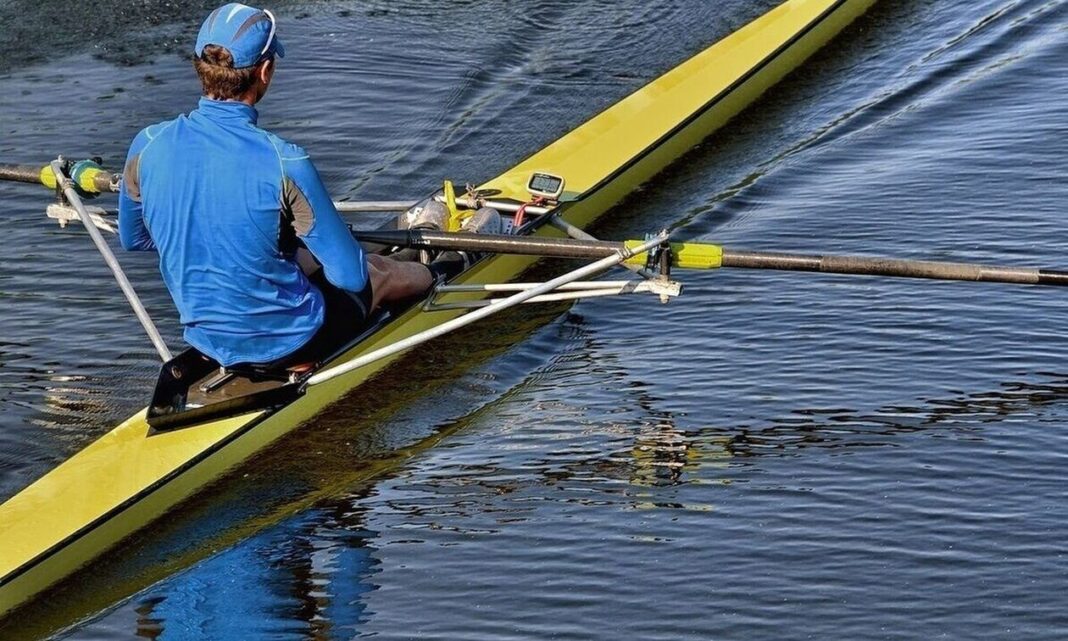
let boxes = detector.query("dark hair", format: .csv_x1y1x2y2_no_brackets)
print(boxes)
192,45,264,100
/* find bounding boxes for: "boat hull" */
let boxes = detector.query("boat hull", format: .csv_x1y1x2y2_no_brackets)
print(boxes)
0,0,877,617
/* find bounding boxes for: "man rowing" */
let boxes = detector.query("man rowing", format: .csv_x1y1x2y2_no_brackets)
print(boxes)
118,3,495,369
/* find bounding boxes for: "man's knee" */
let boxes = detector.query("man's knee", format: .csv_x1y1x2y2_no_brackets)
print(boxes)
366,255,433,306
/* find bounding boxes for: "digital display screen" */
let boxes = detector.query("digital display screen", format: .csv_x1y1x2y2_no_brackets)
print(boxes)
529,173,563,196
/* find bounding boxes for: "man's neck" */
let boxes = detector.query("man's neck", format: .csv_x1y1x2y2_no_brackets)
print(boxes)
205,94,258,106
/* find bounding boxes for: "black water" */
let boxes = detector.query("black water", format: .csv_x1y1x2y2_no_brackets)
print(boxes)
2,1,1067,639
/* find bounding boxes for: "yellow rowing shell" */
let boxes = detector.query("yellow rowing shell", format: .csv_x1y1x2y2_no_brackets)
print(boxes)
0,0,877,617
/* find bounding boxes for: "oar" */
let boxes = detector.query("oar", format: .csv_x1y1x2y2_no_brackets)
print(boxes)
0,161,116,195
0,160,415,212
11,159,1063,288
355,229,1068,288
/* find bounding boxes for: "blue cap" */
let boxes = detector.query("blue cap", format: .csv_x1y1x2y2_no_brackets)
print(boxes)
195,3,286,69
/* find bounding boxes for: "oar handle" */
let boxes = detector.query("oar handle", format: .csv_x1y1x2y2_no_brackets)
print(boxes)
721,250,1068,287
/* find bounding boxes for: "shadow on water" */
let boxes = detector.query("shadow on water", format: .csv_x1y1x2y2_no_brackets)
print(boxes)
688,374,1068,462
0,0,531,72
0,0,232,71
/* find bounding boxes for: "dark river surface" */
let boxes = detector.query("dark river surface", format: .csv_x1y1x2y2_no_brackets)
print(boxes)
1,0,1067,638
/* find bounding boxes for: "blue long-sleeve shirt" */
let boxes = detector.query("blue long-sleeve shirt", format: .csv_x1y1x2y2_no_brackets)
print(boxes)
118,98,368,366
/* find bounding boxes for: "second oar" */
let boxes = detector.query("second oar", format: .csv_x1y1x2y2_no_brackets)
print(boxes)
355,229,1068,288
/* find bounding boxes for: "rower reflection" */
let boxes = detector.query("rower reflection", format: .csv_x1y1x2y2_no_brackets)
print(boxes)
133,502,378,640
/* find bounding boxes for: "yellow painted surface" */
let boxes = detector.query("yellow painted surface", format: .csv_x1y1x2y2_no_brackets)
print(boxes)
0,412,260,576
0,0,877,616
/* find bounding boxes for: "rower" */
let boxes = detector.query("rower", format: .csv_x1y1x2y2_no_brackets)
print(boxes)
117,3,494,371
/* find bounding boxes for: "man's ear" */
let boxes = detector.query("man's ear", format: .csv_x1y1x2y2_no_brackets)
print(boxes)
258,58,274,84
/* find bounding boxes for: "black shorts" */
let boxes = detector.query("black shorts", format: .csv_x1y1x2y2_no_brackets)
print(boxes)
267,273,373,369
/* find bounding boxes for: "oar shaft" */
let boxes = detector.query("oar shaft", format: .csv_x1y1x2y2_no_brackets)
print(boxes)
0,162,119,193
355,229,620,258
721,250,1068,287
354,229,1068,288
1,161,417,212
0,163,45,185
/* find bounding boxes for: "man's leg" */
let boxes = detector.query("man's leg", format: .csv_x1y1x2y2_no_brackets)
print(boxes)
366,254,434,311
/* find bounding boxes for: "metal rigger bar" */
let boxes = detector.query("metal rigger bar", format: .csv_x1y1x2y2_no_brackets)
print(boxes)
421,212,676,311
334,201,417,213
49,159,173,362
426,279,681,311
306,232,670,387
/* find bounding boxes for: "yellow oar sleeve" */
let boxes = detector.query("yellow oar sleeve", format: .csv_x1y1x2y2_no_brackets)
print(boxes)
39,165,57,189
37,160,107,194
623,241,723,270
73,164,107,194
